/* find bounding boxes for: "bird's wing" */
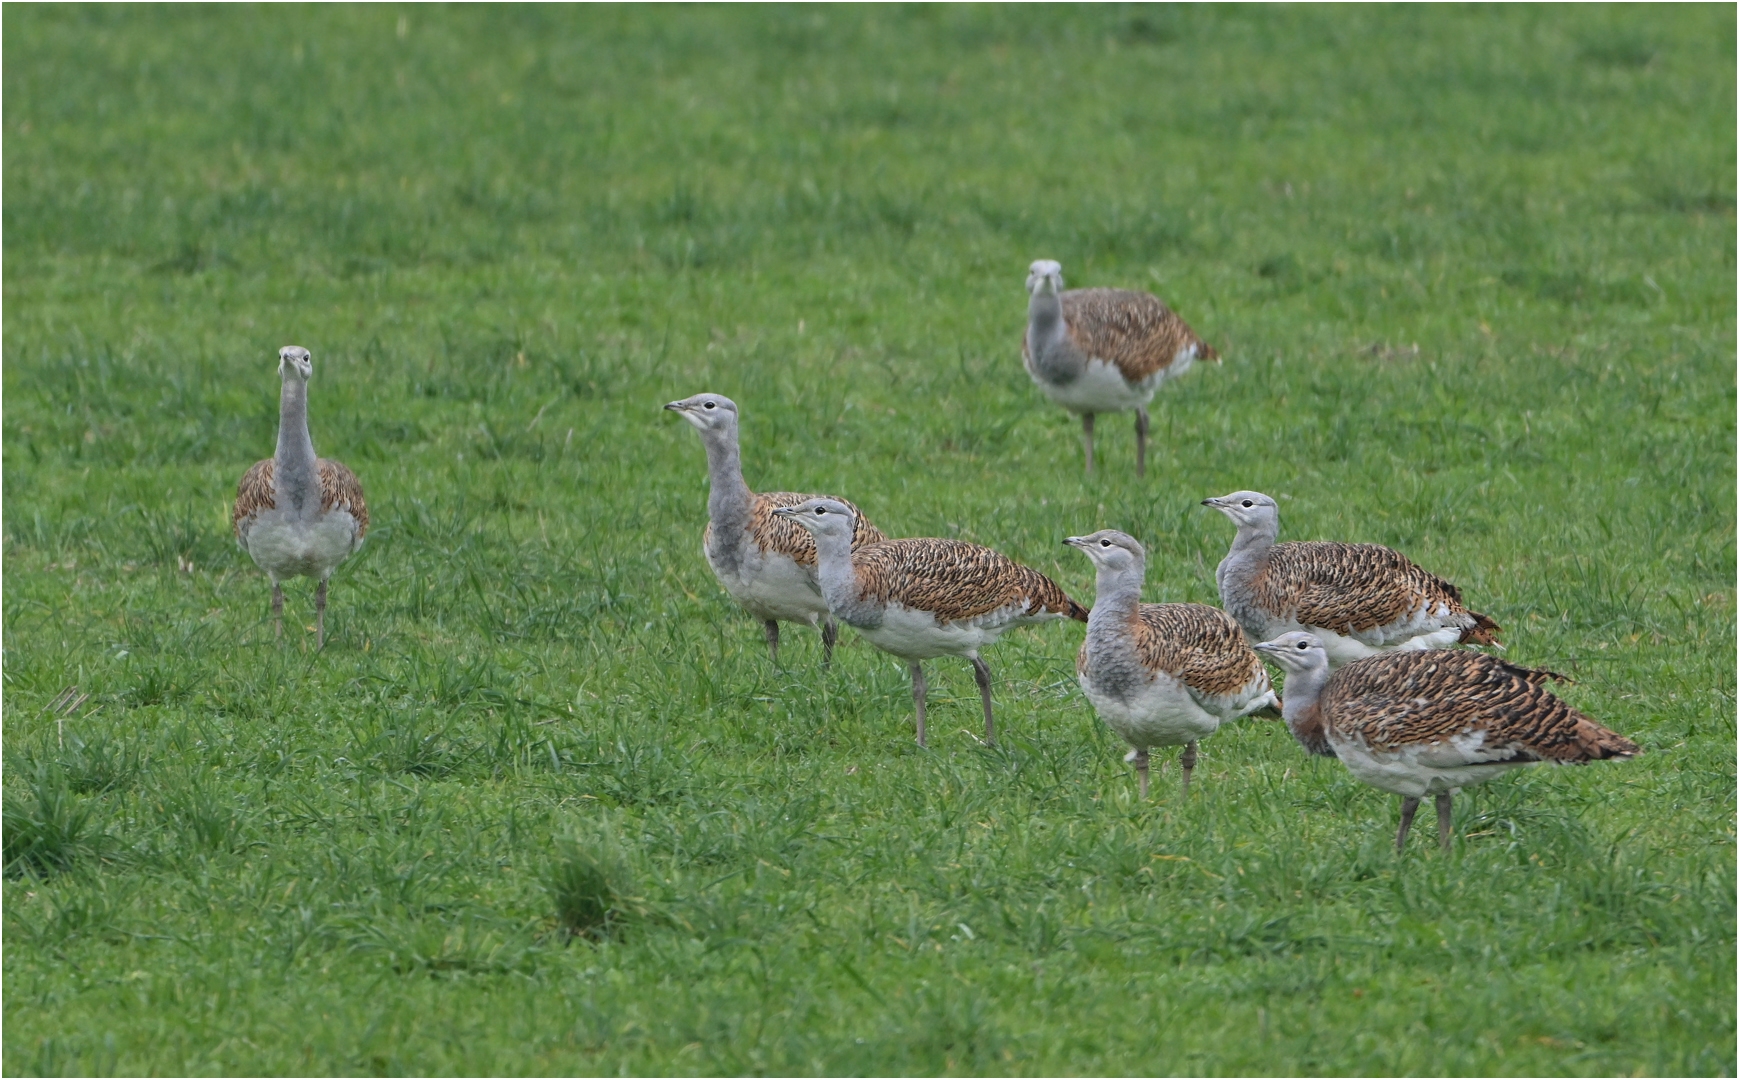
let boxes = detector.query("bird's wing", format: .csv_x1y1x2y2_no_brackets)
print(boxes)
1267,542,1497,645
1061,288,1215,383
233,459,275,539
852,538,1088,623
317,459,369,539
751,492,886,567
1322,651,1639,765
1132,603,1271,712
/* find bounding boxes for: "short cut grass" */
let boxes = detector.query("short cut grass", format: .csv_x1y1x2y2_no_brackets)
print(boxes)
4,4,1734,1075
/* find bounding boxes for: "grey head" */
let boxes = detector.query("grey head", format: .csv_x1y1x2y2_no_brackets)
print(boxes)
1202,491,1280,533
1252,631,1329,676
770,497,856,543
279,346,313,382
1063,529,1146,574
664,392,740,437
1026,259,1064,297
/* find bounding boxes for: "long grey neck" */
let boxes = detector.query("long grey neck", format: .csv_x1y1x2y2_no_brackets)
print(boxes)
810,528,874,627
274,377,319,514
1277,662,1330,724
1089,562,1144,625
1083,561,1147,695
1026,291,1081,384
1216,516,1279,595
701,428,754,550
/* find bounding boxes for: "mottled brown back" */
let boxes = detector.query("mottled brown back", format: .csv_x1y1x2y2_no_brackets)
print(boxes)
853,538,1089,623
746,492,885,567
1321,650,1639,761
1262,541,1497,641
1128,603,1266,698
1059,288,1216,383
232,458,369,537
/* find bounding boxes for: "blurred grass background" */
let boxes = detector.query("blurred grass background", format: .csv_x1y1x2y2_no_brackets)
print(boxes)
3,4,1734,1075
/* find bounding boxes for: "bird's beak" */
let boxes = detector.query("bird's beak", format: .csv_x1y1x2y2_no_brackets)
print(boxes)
1063,536,1085,548
664,401,685,413
1253,641,1279,654
1200,498,1219,508
771,507,796,519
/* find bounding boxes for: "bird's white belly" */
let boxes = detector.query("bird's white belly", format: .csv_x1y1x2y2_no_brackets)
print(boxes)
856,602,1038,661
1035,358,1157,414
710,543,826,624
245,511,361,580
1079,670,1221,750
1329,735,1533,798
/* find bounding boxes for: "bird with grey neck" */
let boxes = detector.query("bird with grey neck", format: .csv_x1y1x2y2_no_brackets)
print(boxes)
1256,632,1640,851
233,346,368,648
775,498,1088,748
1066,530,1276,798
1023,259,1217,477
1205,491,1501,669
666,393,885,666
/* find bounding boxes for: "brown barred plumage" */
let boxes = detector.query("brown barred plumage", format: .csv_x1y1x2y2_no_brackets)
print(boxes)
1258,541,1499,643
747,491,885,564
1023,288,1217,384
852,538,1089,624
1076,603,1263,699
232,458,370,539
233,459,275,537
1320,650,1637,762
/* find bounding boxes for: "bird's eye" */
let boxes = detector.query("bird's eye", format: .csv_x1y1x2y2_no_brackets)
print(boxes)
1100,539,1111,547
1297,641,1308,649
1242,500,1254,508
815,508,825,515
704,401,716,409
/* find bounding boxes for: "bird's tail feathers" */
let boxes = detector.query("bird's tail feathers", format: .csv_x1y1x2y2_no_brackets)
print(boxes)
1460,611,1503,646
1566,717,1642,761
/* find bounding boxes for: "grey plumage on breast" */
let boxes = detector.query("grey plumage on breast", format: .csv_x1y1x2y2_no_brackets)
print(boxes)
1215,553,1271,636
829,592,885,631
1031,340,1083,386
706,526,748,578
1082,625,1152,702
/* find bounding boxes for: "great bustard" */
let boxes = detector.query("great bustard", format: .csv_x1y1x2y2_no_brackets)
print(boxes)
1204,491,1500,667
1066,530,1276,798
233,346,368,648
1255,633,1640,851
666,393,886,666
1023,259,1217,477
774,499,1088,748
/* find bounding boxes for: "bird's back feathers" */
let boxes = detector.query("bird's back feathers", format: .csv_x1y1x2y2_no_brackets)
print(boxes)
706,491,885,566
852,538,1089,624
1321,650,1638,762
1076,603,1264,699
1260,541,1500,644
1057,288,1215,383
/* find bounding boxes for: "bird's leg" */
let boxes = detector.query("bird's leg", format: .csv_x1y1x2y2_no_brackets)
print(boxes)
1130,749,1150,799
315,578,329,650
1180,740,1199,796
1135,406,1151,478
763,619,780,666
821,617,839,669
909,661,928,748
1081,413,1096,475
1396,797,1421,853
271,582,285,642
1436,792,1453,851
971,656,995,748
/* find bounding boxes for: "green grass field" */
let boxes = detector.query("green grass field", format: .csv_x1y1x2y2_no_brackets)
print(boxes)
3,5,1734,1075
